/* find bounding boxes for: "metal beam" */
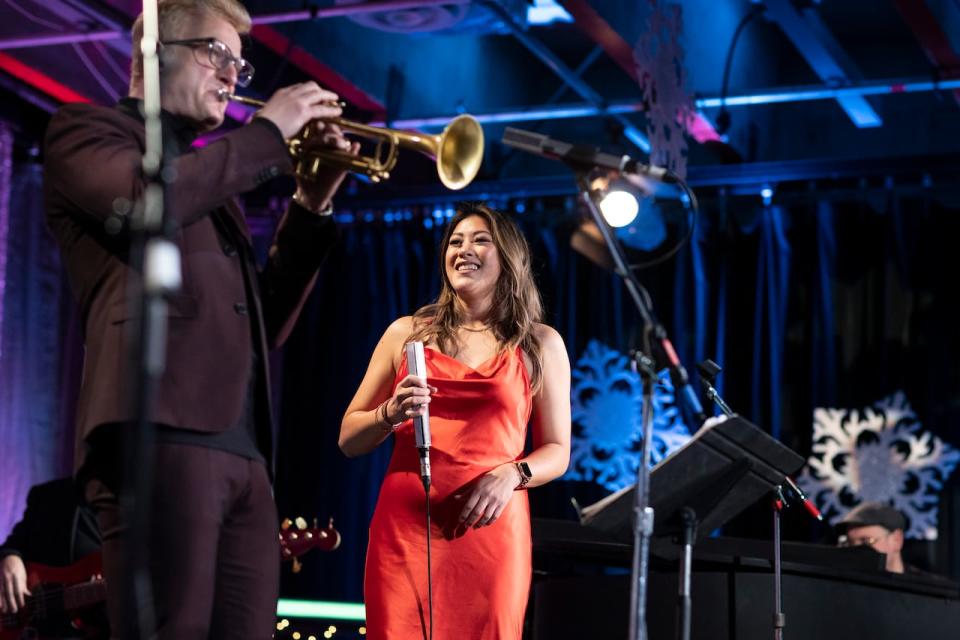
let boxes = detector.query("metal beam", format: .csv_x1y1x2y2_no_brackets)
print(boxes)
0,71,60,113
372,76,960,129
323,153,960,209
476,0,650,153
0,30,122,50
0,1,470,50
249,26,385,116
697,76,960,107
58,0,132,56
764,0,883,128
557,0,720,143
250,0,469,25
893,0,960,106
0,52,91,104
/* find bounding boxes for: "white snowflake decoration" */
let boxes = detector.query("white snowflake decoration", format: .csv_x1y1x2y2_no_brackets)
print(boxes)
564,340,691,491
797,392,960,540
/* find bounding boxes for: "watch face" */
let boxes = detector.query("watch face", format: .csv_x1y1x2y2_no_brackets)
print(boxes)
518,462,532,478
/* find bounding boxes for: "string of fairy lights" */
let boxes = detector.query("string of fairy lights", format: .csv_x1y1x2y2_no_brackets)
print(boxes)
275,618,367,639
274,599,367,639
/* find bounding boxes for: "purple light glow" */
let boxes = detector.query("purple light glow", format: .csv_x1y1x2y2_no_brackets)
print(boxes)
0,123,11,360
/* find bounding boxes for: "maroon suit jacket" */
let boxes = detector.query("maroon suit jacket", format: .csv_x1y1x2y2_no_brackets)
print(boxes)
43,101,337,472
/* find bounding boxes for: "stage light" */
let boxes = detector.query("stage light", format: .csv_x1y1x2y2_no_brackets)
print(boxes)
599,189,640,227
276,599,366,621
761,184,774,206
527,0,573,25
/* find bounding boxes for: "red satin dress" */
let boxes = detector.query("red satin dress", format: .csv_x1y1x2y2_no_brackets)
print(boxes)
365,345,533,640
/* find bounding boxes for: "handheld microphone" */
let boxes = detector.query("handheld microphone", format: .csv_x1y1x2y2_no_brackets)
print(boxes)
406,341,432,491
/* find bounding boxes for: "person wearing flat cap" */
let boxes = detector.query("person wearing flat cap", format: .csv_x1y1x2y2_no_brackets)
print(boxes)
836,502,908,574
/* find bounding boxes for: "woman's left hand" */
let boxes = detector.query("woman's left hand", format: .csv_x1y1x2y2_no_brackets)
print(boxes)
457,464,520,528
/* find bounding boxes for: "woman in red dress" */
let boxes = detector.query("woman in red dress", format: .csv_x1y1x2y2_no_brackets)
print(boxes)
340,203,571,640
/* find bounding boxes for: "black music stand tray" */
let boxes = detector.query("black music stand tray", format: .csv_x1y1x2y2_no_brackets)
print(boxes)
580,416,806,640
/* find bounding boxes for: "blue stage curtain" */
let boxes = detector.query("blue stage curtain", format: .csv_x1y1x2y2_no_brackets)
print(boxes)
0,150,82,540
3,167,960,593
811,201,837,408
273,196,960,598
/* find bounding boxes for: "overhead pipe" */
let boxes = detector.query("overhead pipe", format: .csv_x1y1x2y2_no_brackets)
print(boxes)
0,31,123,50
376,76,960,129
325,153,960,210
697,77,960,108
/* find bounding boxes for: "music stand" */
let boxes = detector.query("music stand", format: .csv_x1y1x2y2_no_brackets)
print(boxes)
580,416,805,640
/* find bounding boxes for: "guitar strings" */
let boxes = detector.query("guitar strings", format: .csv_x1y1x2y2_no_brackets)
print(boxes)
0,580,105,627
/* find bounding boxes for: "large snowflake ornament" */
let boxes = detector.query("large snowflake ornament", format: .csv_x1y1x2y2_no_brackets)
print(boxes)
564,340,691,491
797,392,960,540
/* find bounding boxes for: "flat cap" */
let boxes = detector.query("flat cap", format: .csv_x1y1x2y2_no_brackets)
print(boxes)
836,501,905,533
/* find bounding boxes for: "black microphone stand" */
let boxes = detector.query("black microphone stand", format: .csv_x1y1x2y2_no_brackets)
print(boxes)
500,128,704,640
571,169,703,640
698,360,790,640
772,486,787,640
120,2,181,637
629,347,658,640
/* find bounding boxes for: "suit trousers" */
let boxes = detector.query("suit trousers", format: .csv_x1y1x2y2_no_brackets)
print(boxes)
84,443,279,640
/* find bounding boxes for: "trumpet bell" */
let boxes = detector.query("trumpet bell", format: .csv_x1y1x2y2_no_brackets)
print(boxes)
437,115,485,191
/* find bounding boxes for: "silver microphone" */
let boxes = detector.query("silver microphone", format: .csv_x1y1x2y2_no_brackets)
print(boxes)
405,341,432,490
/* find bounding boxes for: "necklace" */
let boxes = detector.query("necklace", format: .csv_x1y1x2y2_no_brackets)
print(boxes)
459,324,491,333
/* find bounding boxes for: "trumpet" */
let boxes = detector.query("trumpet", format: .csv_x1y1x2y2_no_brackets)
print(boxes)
221,92,484,190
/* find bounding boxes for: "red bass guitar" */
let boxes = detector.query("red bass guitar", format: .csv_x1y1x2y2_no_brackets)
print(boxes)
2,516,342,639
0,552,106,639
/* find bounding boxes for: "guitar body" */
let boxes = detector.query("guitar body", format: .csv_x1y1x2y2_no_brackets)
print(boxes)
1,518,341,638
0,553,107,640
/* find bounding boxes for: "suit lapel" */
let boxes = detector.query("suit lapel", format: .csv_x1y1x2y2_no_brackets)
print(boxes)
221,200,252,245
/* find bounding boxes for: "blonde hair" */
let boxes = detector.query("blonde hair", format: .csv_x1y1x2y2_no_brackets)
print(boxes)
130,0,251,91
407,203,545,392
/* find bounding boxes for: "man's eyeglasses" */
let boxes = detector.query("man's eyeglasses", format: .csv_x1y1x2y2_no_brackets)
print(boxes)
837,531,890,548
161,38,254,87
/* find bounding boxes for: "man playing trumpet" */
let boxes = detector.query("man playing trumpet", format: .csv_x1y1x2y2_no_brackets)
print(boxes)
43,0,355,637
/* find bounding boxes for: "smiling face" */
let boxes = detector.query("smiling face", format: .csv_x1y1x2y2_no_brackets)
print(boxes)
444,215,502,304
159,12,241,132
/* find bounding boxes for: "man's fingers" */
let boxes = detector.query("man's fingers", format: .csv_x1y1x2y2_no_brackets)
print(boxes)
2,576,16,614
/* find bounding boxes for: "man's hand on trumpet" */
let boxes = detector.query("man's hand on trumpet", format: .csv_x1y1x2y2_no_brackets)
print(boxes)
291,118,360,215
255,81,359,214
257,81,342,139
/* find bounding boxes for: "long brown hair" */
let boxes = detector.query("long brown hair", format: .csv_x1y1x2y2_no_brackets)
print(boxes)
407,203,545,392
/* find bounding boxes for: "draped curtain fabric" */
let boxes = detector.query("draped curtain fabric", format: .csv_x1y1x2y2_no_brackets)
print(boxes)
0,150,82,540
2,156,958,593
274,194,960,600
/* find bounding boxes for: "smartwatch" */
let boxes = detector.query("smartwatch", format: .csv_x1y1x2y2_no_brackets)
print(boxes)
515,461,532,489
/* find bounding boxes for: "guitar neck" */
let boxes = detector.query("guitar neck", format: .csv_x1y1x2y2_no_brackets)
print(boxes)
63,579,108,611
